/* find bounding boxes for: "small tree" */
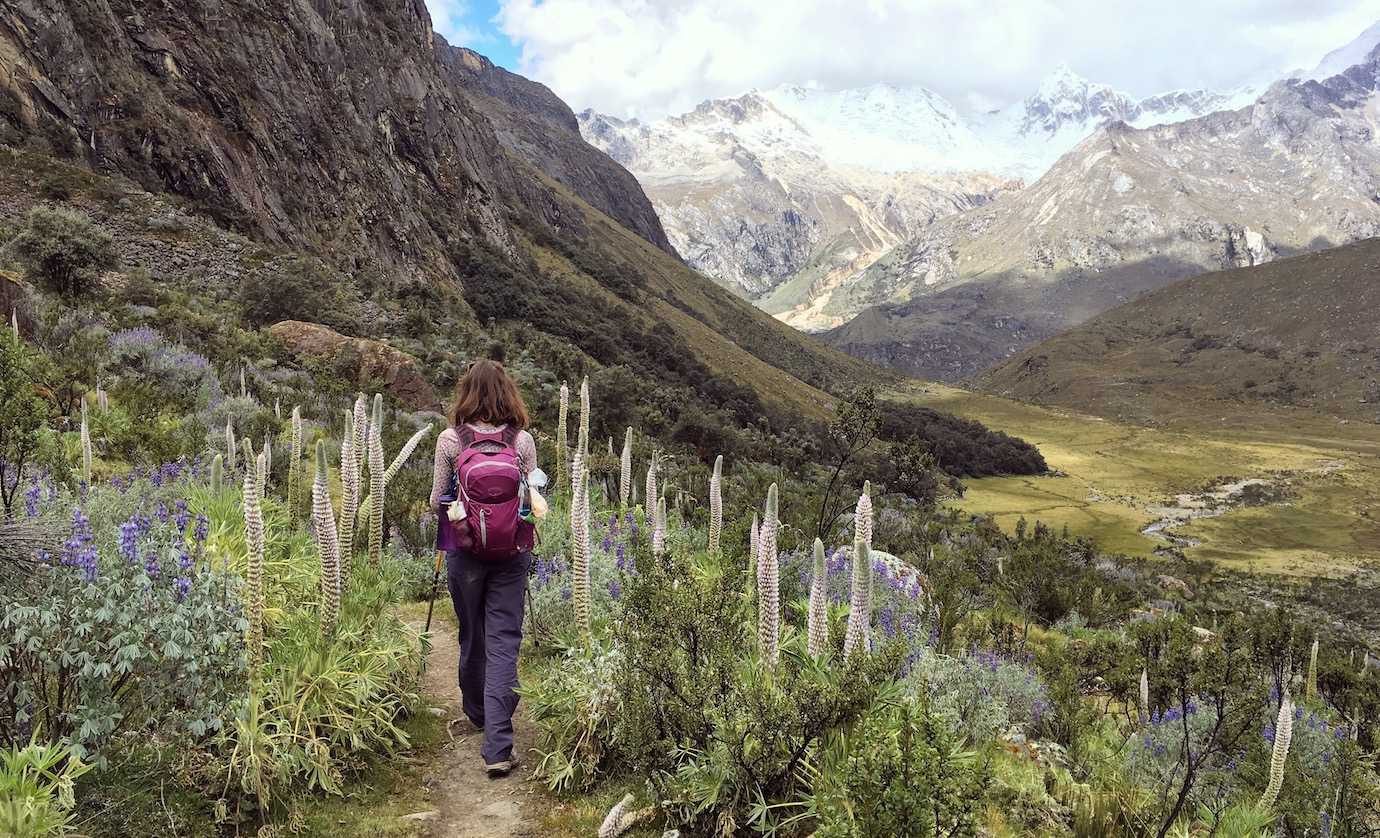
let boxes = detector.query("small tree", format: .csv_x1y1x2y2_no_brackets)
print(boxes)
8,206,117,300
0,340,50,516
813,386,879,541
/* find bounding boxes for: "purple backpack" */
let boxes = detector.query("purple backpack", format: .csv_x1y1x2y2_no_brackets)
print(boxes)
450,426,534,560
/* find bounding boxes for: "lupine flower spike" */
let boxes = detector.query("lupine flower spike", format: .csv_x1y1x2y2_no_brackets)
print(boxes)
1259,692,1294,809
808,538,829,658
1306,636,1319,701
570,448,592,636
619,427,633,509
210,453,223,489
843,486,874,660
556,381,569,495
243,447,266,671
367,394,385,566
80,397,92,482
239,366,247,398
383,424,434,485
757,484,781,666
274,398,281,420
311,440,342,636
339,400,364,583
9,308,16,343
652,495,667,556
225,418,237,474
598,793,652,838
286,406,303,512
645,457,658,521
708,455,723,555
578,377,591,459
259,438,271,495
1139,667,1150,724
748,511,759,600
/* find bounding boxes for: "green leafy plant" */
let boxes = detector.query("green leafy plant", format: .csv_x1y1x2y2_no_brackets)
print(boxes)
0,735,91,838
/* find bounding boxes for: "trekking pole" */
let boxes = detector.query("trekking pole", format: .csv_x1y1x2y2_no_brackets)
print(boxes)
424,548,445,636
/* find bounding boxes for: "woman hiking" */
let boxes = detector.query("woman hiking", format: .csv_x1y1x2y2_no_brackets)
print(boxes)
429,358,539,777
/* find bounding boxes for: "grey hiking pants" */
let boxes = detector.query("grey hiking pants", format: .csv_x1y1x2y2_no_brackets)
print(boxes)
445,549,531,764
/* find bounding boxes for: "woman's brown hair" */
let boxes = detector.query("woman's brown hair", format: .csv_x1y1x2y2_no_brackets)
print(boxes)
450,359,530,429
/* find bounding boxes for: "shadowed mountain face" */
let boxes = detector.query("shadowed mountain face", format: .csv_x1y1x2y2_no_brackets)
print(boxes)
0,0,887,425
973,238,1380,426
433,43,676,256
824,44,1380,380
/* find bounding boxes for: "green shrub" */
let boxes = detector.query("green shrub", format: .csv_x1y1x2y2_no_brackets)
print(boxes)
238,256,363,333
614,545,904,834
0,736,91,838
0,484,247,763
7,206,118,300
221,560,422,812
804,698,989,837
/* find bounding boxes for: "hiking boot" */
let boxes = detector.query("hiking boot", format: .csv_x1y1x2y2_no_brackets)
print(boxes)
484,757,520,778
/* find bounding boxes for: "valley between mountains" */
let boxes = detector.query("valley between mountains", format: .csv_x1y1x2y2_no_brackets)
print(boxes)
4,2,1380,835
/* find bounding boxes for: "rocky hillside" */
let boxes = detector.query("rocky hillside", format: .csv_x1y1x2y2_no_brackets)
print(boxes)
579,96,1012,329
827,37,1380,380
433,43,675,255
973,238,1380,426
0,0,896,432
577,69,1252,328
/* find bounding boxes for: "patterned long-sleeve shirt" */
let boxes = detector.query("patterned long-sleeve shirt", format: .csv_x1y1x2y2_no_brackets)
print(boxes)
429,423,539,507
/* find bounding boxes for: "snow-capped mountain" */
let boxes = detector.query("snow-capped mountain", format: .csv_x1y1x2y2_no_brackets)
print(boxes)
578,65,1257,325
577,95,1014,316
1306,19,1380,80
825,39,1380,380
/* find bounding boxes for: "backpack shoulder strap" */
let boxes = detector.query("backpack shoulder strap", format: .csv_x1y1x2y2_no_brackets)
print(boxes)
501,426,518,447
456,425,476,449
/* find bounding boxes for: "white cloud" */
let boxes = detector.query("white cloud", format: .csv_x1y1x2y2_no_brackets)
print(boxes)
428,0,486,46
495,0,1380,117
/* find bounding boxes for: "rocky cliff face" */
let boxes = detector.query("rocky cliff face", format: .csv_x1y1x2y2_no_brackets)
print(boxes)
0,0,672,298
826,45,1380,380
433,43,675,255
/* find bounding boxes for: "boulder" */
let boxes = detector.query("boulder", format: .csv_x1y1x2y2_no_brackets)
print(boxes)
268,320,439,411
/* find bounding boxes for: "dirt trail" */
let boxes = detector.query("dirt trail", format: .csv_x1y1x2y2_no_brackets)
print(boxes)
413,617,544,838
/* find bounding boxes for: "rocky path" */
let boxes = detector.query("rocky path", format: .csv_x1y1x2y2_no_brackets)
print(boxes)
410,613,545,838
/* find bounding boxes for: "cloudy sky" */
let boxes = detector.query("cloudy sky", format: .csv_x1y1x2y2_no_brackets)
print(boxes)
426,0,1380,117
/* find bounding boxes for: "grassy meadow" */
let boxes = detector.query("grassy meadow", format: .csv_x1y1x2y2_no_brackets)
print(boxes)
897,381,1380,575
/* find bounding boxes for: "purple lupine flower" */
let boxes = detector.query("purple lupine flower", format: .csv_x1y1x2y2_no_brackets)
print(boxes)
177,549,193,574
560,585,572,602
608,579,622,599
144,547,160,578
119,518,141,564
155,501,170,523
609,513,619,534
62,508,98,582
601,532,613,553
175,576,191,600
193,514,209,544
174,499,190,533
614,542,626,571
24,480,41,517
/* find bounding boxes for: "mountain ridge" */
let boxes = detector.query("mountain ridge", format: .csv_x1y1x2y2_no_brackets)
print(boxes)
821,40,1380,380
972,237,1380,427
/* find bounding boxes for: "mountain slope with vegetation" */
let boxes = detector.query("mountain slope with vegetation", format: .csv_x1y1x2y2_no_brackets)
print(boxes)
974,239,1380,427
0,0,929,450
